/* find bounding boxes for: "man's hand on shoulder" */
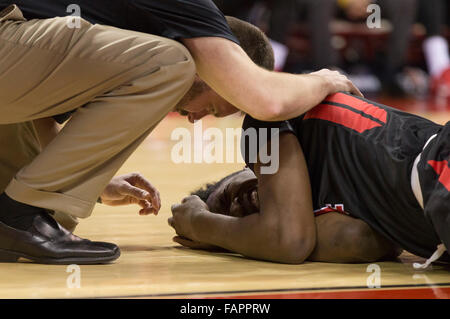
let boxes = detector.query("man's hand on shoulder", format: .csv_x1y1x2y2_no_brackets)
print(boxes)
181,37,362,121
310,69,363,98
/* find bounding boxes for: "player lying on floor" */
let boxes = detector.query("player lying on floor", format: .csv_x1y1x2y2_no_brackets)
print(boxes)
170,92,450,267
176,167,402,264
170,18,449,266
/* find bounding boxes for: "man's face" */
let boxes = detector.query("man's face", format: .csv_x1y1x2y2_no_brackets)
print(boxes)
206,169,260,217
178,77,240,123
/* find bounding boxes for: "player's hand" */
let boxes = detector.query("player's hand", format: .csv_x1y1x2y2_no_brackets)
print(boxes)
172,236,225,252
169,195,209,242
311,69,363,98
100,172,161,216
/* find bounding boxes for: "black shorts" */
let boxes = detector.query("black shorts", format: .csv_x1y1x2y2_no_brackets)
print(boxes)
418,122,450,259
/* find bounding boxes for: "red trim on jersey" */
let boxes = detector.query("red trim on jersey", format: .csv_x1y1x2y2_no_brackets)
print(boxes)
314,205,348,217
304,104,383,133
325,93,387,123
428,160,450,191
314,207,336,216
304,93,388,133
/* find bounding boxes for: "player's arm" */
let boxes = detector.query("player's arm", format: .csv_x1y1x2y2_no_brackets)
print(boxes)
170,133,316,264
33,117,61,149
181,37,362,121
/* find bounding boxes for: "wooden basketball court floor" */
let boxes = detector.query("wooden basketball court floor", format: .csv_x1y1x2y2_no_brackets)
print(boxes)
1,99,450,299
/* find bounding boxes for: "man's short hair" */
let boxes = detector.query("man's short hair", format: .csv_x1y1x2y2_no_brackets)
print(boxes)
175,17,275,114
225,16,275,71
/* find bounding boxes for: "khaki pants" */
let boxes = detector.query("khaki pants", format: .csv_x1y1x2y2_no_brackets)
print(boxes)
0,5,195,222
0,121,80,231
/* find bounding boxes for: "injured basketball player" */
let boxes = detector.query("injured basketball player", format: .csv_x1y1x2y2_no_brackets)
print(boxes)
170,93,450,268
170,23,450,268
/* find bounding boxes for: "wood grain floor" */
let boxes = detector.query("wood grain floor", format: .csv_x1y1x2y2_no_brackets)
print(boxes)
0,108,449,299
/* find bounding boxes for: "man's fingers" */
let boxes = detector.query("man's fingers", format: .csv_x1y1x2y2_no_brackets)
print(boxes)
348,81,364,97
118,182,160,215
138,199,151,209
315,68,363,98
138,200,157,215
119,183,150,201
140,208,156,216
132,173,161,211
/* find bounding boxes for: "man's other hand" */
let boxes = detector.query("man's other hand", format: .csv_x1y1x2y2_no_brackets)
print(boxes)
100,173,161,215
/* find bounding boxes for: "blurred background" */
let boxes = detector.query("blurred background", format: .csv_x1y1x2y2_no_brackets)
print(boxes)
214,0,450,112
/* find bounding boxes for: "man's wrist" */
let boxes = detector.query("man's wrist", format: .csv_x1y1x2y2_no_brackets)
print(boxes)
312,73,332,96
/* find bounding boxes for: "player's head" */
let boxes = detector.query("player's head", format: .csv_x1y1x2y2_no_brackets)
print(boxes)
175,16,275,123
191,168,260,217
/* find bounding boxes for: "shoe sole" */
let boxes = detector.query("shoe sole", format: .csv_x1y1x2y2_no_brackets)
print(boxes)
0,248,121,265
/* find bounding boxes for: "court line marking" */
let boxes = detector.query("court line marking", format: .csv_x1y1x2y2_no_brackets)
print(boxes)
97,282,450,299
211,287,450,299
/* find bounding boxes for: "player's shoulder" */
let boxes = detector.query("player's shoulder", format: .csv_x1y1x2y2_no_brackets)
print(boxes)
242,114,301,132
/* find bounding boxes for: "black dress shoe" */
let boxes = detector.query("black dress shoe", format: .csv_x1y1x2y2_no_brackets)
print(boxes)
0,211,120,264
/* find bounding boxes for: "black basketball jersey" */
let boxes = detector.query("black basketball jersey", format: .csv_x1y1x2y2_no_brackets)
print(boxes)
242,92,450,261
